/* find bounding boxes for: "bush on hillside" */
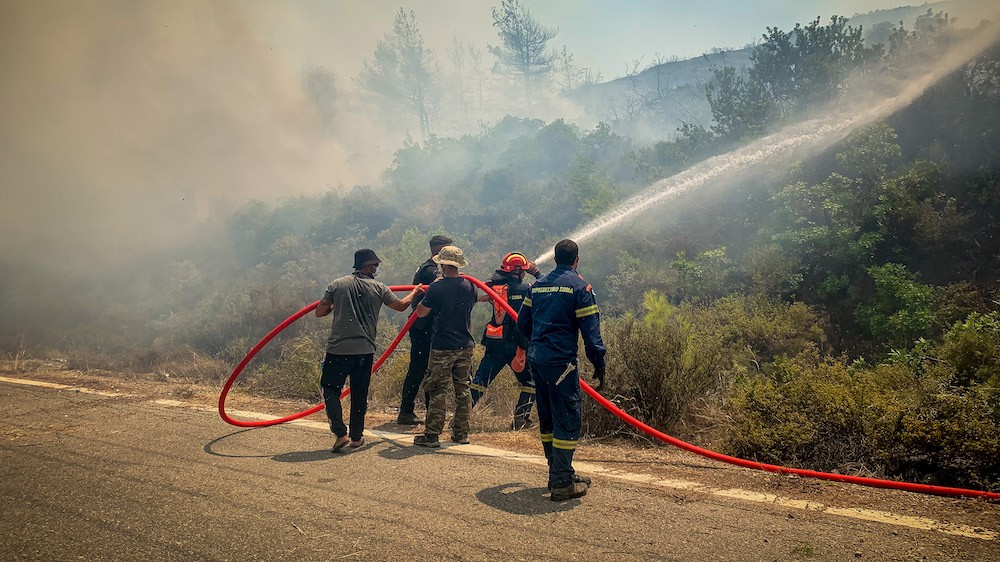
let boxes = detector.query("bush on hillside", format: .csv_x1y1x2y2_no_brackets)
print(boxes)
588,304,724,435
725,352,871,470
866,348,1000,488
724,347,1000,489
585,292,830,436
937,311,1000,387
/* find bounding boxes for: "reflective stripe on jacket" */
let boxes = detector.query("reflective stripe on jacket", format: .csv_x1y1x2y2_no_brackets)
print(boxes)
516,265,606,369
480,271,531,357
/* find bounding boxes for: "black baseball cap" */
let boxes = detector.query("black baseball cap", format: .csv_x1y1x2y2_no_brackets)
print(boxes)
429,234,453,248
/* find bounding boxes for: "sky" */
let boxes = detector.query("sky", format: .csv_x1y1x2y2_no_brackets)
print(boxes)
0,0,989,270
527,0,908,73
244,0,916,82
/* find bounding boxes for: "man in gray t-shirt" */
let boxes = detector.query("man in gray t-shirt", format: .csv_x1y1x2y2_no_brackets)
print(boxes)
316,248,423,452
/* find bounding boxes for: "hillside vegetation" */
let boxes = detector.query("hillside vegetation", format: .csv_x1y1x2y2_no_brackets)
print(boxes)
2,11,999,490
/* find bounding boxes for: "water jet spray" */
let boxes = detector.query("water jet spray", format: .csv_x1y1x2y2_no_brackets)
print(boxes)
534,24,1000,265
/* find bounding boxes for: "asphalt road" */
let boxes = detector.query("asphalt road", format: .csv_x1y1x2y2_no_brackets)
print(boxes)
1,377,998,561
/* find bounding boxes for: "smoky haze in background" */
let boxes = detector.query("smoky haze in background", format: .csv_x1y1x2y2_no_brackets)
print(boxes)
0,0,594,274
0,0,386,271
3,0,995,273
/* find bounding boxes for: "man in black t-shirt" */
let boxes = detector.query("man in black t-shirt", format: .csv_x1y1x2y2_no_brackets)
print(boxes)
396,234,452,425
413,245,478,447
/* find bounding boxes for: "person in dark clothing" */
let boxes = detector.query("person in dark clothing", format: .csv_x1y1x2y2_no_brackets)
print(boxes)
396,234,453,425
412,245,479,448
471,252,542,429
517,239,607,501
316,249,423,452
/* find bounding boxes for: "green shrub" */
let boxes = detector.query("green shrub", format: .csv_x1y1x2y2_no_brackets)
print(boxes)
724,349,1000,489
931,282,983,335
587,292,830,438
726,352,870,470
244,333,323,400
668,247,738,303
855,263,934,349
937,312,1000,387
590,305,724,434
868,375,1000,489
704,294,829,365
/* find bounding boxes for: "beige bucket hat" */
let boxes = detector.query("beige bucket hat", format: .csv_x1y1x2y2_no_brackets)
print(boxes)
432,245,469,268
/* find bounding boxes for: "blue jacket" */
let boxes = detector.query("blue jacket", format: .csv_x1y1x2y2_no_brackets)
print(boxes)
516,265,606,369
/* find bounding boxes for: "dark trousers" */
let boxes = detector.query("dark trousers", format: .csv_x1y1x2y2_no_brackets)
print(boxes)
398,327,432,417
321,352,373,441
471,352,536,424
530,360,582,489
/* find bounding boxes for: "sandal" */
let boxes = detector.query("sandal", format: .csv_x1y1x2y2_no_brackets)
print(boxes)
349,437,365,448
331,435,350,453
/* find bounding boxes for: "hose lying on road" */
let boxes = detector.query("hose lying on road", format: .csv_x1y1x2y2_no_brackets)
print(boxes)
219,276,1000,501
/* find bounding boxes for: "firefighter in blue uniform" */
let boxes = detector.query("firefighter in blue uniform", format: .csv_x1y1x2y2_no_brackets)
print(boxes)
471,252,542,429
517,239,606,502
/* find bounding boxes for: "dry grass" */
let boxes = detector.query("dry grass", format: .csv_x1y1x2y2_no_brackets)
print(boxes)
156,348,231,383
0,335,31,372
18,340,603,448
63,345,229,383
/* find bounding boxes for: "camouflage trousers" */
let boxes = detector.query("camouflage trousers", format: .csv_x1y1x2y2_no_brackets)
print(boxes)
423,347,473,437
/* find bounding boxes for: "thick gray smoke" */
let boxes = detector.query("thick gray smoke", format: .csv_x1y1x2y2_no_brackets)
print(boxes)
0,1,371,270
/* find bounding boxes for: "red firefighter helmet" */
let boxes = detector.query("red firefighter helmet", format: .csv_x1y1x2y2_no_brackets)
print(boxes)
499,252,530,272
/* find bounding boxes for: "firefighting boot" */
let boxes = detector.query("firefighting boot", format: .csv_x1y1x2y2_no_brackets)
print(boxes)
550,480,589,501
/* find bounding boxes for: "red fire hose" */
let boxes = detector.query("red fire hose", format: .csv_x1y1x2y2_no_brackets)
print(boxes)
217,285,418,427
219,276,1000,500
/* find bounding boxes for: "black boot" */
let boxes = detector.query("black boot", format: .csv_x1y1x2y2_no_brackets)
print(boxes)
550,480,588,501
511,416,534,430
396,412,421,426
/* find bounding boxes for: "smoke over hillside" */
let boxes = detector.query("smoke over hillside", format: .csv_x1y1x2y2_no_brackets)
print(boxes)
0,1,381,270
3,0,997,277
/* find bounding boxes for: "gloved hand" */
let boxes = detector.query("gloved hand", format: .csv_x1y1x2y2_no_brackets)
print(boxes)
592,365,605,391
526,261,541,277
